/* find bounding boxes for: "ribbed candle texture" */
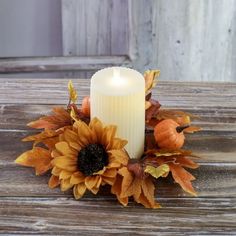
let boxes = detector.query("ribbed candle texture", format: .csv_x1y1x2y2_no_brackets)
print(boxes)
90,67,145,159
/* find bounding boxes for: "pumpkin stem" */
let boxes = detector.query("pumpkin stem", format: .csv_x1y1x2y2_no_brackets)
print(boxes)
176,125,189,133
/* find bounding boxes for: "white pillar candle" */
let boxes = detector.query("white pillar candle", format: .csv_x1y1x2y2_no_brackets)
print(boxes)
90,67,145,159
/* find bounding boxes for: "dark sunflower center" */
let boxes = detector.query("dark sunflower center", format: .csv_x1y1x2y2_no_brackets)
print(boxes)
77,143,108,176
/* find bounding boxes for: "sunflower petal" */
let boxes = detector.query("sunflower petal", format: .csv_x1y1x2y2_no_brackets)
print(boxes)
52,156,77,172
48,175,60,188
85,176,98,190
55,141,76,156
70,172,85,184
73,183,87,199
109,150,129,166
60,178,73,191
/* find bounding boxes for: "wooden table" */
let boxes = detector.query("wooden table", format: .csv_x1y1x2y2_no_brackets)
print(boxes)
0,79,236,235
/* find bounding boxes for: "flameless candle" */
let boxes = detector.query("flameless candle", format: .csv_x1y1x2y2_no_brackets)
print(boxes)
90,67,145,159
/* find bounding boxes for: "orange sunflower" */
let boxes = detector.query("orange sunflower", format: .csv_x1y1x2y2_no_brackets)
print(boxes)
49,117,129,199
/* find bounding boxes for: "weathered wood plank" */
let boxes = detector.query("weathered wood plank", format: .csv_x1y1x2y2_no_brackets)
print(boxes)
0,56,130,73
62,0,129,56
1,128,236,164
1,148,236,197
0,197,235,235
1,104,236,132
0,79,236,107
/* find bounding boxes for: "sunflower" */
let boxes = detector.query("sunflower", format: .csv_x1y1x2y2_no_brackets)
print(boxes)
49,117,129,199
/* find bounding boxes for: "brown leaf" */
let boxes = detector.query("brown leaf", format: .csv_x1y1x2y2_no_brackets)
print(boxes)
15,147,52,175
146,109,198,127
28,107,71,130
145,99,161,121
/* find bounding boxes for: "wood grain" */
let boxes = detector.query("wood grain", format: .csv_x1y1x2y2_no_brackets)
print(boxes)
0,56,130,73
61,0,236,82
0,197,235,235
0,79,236,235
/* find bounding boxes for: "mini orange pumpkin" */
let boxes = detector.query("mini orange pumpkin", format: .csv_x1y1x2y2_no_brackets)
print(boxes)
81,96,90,117
154,119,189,150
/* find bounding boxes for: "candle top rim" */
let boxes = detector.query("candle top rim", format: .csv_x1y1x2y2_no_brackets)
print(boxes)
91,67,145,96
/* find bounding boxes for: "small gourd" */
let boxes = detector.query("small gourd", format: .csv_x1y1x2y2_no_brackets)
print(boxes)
154,119,189,150
81,96,90,117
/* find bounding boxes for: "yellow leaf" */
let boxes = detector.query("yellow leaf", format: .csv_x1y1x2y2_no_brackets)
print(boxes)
144,164,169,179
70,106,78,121
144,70,160,94
68,80,78,103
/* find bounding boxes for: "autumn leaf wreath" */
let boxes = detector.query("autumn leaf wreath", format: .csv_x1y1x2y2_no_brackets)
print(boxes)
15,70,201,208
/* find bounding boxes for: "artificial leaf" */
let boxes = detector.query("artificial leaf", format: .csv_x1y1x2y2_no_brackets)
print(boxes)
145,132,158,150
145,149,193,157
169,163,197,196
144,153,199,196
145,99,161,121
144,70,160,94
144,164,169,179
184,126,201,133
15,147,52,175
146,109,198,127
68,80,78,103
161,110,198,122
28,107,71,130
112,166,160,208
22,130,62,149
70,106,78,122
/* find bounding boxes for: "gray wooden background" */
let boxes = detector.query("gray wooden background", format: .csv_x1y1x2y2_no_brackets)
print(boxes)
0,0,235,82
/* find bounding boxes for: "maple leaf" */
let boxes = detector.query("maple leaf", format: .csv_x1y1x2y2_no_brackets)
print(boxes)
144,152,199,196
15,147,52,175
28,107,71,130
111,166,160,208
68,80,78,103
144,70,160,94
146,109,198,127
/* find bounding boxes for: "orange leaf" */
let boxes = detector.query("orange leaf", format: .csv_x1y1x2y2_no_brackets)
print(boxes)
15,147,52,175
112,167,160,208
169,163,197,196
28,107,71,130
184,126,201,133
138,177,160,208
22,130,60,142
